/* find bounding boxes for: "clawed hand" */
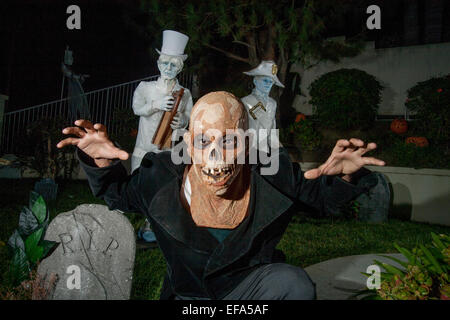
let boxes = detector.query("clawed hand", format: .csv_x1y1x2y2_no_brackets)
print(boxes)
57,120,129,167
304,138,385,180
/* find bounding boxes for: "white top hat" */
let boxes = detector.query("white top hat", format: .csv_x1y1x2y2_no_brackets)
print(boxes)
156,30,189,61
243,60,284,88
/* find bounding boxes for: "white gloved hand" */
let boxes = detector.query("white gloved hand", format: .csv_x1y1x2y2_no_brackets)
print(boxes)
153,95,174,112
170,113,187,129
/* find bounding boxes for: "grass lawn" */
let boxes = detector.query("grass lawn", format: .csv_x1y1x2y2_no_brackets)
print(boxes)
1,178,449,299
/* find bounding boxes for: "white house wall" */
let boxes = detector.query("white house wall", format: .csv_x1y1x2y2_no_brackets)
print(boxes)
292,41,450,116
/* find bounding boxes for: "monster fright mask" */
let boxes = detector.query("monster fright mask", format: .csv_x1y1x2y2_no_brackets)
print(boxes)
183,91,252,229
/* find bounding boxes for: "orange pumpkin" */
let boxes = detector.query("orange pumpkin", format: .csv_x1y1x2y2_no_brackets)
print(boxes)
295,113,306,122
130,128,138,137
390,118,408,134
405,136,429,147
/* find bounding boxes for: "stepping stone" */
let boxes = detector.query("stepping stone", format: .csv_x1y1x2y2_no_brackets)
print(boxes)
304,253,406,300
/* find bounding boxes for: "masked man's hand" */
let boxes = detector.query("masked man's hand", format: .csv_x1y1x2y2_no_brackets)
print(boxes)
304,138,385,181
170,113,187,129
57,120,129,167
153,95,174,112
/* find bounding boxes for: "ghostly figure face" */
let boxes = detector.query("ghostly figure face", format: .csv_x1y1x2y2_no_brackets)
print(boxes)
157,54,183,80
253,76,274,94
184,92,248,196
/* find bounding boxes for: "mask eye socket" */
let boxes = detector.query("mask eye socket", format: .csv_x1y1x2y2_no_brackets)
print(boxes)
193,134,211,149
219,134,240,150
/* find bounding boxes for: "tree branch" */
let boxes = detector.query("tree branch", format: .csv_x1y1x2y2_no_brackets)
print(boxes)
203,43,251,64
232,40,255,49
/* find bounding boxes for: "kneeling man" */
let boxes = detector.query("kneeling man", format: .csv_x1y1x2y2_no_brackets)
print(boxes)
57,91,384,300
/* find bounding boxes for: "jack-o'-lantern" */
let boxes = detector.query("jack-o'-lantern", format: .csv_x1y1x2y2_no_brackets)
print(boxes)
405,136,429,147
295,113,306,122
390,118,408,134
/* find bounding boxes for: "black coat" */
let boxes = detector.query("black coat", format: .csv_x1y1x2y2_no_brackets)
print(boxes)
78,148,375,299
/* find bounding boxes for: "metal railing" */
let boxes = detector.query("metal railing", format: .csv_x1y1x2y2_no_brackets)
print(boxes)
1,73,193,154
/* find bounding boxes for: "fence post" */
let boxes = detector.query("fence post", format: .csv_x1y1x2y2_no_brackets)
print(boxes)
0,94,8,145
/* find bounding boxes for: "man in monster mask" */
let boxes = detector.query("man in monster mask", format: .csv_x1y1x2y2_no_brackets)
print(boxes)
57,91,385,300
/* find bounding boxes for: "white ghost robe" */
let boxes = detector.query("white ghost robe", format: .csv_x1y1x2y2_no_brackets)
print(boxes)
241,90,277,150
131,77,193,172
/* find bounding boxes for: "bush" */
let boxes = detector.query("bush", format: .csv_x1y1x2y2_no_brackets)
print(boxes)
25,118,77,179
309,68,382,130
359,233,450,300
379,136,448,169
405,75,450,147
287,120,322,151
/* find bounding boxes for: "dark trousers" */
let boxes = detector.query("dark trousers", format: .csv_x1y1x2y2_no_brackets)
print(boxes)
176,263,316,300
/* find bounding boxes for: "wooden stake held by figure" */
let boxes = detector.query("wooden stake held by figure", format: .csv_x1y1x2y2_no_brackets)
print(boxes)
152,88,185,150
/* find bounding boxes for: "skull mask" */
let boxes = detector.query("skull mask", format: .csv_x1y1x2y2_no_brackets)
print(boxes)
183,91,251,228
184,91,249,196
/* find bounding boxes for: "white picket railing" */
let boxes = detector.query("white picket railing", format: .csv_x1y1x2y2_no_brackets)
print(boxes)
1,72,194,154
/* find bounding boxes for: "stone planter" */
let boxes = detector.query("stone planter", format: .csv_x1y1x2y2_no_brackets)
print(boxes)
300,162,450,226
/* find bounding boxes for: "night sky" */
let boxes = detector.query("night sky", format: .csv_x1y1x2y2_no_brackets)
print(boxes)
0,0,157,111
1,0,449,112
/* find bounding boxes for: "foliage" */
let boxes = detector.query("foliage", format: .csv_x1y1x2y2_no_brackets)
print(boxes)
309,68,382,130
289,120,322,151
339,200,361,220
133,0,365,113
360,233,450,300
0,270,58,300
6,191,56,286
380,137,447,169
405,74,450,148
25,117,77,180
139,0,363,64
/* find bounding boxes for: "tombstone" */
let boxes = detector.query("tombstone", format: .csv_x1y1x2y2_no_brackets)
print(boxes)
355,172,391,223
37,204,136,300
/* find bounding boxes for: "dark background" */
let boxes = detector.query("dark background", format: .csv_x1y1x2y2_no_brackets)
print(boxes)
0,0,156,111
1,0,449,112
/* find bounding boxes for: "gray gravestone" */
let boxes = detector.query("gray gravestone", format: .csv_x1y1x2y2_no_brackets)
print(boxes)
355,172,391,223
37,204,136,300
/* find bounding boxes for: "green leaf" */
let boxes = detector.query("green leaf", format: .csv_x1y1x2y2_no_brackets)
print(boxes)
9,248,30,286
420,244,444,274
374,259,404,277
30,192,47,224
394,243,416,264
431,232,446,251
25,227,45,265
7,230,25,252
18,206,39,237
378,255,409,269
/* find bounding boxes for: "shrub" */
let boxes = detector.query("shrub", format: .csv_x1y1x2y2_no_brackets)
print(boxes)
359,233,450,300
405,75,450,147
25,117,77,179
381,137,448,169
309,68,382,130
289,120,322,151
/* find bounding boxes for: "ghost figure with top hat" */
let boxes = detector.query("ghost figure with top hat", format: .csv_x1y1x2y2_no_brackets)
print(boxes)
131,30,193,172
241,60,284,150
